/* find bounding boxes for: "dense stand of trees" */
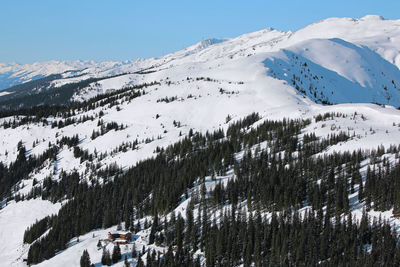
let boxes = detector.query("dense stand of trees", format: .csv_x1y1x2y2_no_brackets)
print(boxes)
0,73,147,111
364,159,400,212
145,208,400,266
0,81,156,129
91,120,126,140
23,216,52,244
0,74,62,103
10,112,400,266
0,143,58,201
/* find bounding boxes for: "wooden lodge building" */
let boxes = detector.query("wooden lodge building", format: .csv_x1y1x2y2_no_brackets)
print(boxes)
108,232,132,244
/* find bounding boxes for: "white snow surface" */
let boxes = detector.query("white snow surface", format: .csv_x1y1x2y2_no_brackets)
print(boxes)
0,200,61,267
0,91,12,97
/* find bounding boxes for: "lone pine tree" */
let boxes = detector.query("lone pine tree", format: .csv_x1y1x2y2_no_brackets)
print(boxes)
80,249,91,267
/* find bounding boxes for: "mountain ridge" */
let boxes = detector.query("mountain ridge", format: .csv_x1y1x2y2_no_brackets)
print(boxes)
1,15,400,109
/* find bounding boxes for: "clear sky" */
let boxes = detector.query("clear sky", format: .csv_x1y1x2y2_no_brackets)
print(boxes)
1,0,399,64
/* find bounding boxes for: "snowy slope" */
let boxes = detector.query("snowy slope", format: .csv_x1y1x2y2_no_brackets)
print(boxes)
63,15,400,106
2,15,400,107
0,200,61,267
264,38,400,105
1,66,400,267
1,15,400,266
0,61,94,90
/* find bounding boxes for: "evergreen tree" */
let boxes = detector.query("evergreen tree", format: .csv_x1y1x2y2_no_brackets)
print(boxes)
131,242,137,258
112,244,122,263
124,255,129,267
185,201,194,248
101,249,111,266
149,213,158,244
136,256,144,267
80,249,91,267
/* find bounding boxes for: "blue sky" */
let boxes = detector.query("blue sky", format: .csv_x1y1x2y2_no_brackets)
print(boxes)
1,0,399,63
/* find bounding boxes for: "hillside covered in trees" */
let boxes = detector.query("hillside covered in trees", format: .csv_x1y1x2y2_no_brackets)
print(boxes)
1,14,400,267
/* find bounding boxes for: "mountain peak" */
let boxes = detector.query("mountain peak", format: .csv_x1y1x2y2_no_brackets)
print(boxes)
198,38,226,48
183,38,228,55
360,14,385,21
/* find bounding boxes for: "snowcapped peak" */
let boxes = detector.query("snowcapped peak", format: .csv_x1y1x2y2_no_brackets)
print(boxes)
306,14,387,28
263,26,275,32
197,38,227,49
181,38,228,56
360,14,385,21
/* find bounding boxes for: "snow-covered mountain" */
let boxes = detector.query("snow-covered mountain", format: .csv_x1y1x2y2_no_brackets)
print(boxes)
1,15,400,266
0,61,93,90
1,15,400,108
